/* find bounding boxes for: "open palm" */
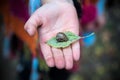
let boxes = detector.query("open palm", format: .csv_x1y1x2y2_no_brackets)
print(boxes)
24,1,80,69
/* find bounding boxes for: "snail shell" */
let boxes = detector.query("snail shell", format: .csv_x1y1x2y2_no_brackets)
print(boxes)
56,32,68,42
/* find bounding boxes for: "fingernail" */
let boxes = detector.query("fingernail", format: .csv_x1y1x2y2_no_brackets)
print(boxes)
56,59,64,69
66,61,73,70
47,59,54,67
75,55,80,61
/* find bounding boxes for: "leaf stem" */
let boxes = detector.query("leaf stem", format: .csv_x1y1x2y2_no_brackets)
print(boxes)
80,32,95,39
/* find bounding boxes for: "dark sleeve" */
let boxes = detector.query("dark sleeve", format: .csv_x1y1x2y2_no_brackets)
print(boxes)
73,0,82,18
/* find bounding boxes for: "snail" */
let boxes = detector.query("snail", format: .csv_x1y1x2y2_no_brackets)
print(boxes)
56,32,68,42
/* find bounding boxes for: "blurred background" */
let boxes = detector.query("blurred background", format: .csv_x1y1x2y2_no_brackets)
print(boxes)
0,0,120,80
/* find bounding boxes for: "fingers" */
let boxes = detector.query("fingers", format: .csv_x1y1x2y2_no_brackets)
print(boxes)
40,42,80,69
24,10,43,36
63,46,73,70
52,48,65,69
72,41,80,61
40,43,54,67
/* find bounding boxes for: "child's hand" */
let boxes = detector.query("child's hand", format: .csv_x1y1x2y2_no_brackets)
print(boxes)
24,1,80,70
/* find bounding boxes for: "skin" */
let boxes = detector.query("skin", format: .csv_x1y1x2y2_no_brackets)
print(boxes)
24,0,80,70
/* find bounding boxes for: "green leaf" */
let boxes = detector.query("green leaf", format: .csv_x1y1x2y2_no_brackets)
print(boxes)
47,31,80,48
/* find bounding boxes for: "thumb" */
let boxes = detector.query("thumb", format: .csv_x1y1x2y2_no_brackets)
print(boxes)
24,9,43,36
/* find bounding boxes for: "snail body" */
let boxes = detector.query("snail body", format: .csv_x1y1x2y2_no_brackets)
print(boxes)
56,32,68,42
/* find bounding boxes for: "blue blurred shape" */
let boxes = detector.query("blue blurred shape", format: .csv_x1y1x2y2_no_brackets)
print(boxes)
30,71,39,80
97,0,106,16
83,32,96,47
32,57,39,70
29,0,41,15
30,57,39,80
3,37,10,59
